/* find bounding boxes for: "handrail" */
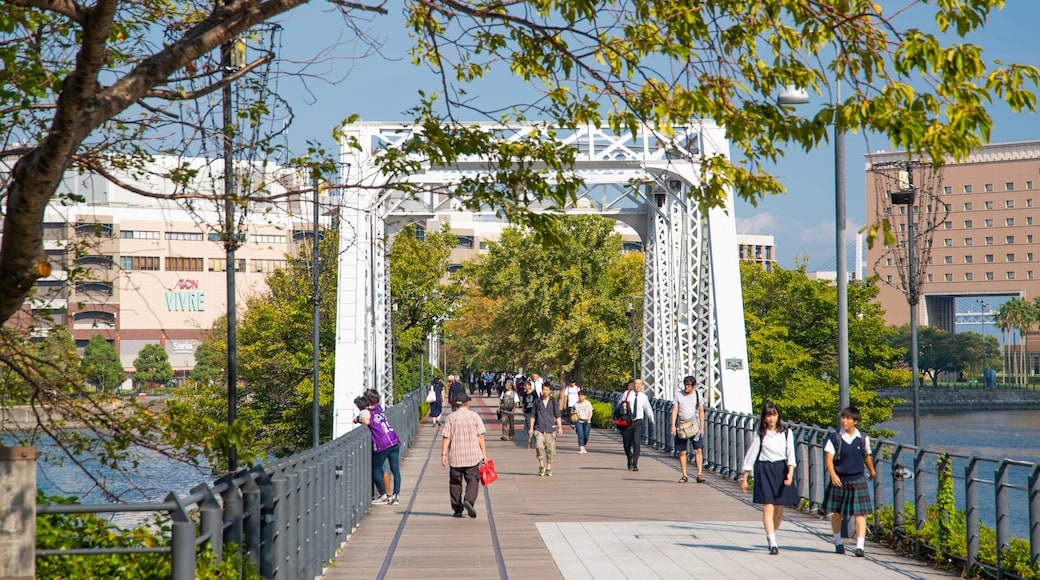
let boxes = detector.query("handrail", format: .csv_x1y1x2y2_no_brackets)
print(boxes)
35,389,422,580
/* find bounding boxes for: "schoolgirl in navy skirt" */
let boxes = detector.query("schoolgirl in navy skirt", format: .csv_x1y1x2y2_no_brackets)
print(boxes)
740,401,797,555
822,406,877,557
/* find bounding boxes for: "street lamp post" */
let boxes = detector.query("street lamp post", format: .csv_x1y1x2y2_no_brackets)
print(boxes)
890,185,920,447
778,85,850,420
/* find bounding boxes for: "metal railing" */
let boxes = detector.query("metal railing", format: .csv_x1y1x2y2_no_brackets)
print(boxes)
36,390,421,580
588,389,1040,578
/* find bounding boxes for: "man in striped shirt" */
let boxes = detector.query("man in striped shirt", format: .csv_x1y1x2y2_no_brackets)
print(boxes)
441,392,488,518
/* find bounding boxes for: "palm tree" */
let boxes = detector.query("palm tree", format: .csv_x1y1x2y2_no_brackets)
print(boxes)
995,301,1015,383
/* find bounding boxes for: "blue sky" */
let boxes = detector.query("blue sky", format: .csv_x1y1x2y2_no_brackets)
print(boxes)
271,2,1039,274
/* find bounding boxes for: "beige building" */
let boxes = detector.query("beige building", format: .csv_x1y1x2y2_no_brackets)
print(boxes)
19,158,322,379
736,234,776,272
868,140,1040,331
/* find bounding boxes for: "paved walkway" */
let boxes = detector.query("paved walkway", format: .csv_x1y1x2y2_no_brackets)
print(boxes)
323,396,954,579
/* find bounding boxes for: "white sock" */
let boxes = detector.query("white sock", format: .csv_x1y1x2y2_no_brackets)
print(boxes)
766,533,777,548
834,533,843,545
856,536,865,549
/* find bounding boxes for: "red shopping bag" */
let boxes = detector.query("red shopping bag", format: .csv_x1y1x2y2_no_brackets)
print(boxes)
479,459,498,485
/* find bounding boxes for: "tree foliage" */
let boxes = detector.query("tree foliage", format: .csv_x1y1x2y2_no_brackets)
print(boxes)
131,344,174,389
741,262,905,429
389,224,459,394
451,215,643,387
82,334,125,396
887,325,1000,386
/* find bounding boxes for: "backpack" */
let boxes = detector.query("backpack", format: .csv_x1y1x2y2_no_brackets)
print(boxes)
613,394,633,428
501,393,516,412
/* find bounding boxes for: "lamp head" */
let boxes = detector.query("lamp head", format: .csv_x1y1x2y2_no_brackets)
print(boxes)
889,189,916,205
777,85,810,105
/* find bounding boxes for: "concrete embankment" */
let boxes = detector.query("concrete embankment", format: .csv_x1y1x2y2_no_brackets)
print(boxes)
0,398,166,431
877,386,1040,411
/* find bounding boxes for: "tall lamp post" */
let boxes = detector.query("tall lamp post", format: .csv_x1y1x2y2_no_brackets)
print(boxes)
890,185,920,446
778,85,850,419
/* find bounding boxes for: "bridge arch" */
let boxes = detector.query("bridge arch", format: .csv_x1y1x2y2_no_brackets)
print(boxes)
332,122,752,437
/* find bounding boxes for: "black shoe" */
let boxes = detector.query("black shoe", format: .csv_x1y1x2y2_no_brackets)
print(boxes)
462,499,477,518
452,512,464,518
854,548,864,557
769,546,779,555
835,544,845,554
631,466,639,472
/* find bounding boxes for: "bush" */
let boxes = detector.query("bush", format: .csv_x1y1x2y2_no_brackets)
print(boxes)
591,400,614,429
36,493,260,579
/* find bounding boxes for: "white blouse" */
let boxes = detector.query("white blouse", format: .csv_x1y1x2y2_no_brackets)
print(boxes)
741,429,796,472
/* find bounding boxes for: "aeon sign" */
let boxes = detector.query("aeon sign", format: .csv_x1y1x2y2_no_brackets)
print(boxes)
166,279,205,311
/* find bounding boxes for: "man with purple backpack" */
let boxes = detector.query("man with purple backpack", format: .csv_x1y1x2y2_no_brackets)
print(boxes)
356,393,402,505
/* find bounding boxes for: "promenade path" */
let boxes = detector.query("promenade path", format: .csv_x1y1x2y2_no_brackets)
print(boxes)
323,395,953,580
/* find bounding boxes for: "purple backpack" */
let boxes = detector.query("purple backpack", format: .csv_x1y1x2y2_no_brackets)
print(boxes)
368,409,400,452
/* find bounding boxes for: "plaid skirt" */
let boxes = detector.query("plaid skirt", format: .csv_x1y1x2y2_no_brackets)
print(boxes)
822,475,873,516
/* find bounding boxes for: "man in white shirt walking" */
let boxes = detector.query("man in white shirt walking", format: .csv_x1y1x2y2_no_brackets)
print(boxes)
621,378,654,471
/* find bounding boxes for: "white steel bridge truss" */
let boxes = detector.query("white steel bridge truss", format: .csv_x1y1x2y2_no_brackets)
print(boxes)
332,122,752,437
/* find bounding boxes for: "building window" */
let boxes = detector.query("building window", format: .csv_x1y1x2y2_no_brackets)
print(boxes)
1029,253,1034,261
965,273,973,281
985,183,994,192
1006,200,1015,208
479,241,488,250
455,235,475,249
927,274,933,282
208,258,245,272
964,255,973,264
985,201,993,209
75,255,114,270
964,238,973,246
1007,236,1015,244
1029,217,1034,226
1007,271,1016,280
1007,254,1015,262
414,225,426,241
1028,198,1034,207
985,237,994,245
985,254,994,263
964,202,973,211
165,257,204,271
943,203,951,211
252,259,287,273
886,258,892,266
120,230,159,240
1027,181,1033,190
166,231,204,241
1029,236,1035,244
985,219,993,227
925,257,931,265
944,186,952,194
75,282,114,296
252,234,287,244
985,272,994,280
1029,271,1035,280
119,256,160,270
888,275,894,283
964,185,973,193
964,220,973,228
447,263,463,273
1007,182,1015,191
944,273,953,282
1007,218,1015,226
944,256,953,264
944,238,953,246
944,221,952,229
76,222,115,238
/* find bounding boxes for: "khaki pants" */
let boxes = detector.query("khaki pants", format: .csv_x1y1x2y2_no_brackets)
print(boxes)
534,431,557,464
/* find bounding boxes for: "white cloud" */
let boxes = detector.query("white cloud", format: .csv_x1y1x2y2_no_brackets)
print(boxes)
735,212,779,234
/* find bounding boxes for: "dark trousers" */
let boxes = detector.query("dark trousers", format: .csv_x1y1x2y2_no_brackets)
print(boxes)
622,419,644,467
449,464,480,514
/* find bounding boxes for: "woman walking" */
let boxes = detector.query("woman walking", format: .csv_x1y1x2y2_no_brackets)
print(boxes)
573,390,593,453
428,377,444,427
739,401,797,555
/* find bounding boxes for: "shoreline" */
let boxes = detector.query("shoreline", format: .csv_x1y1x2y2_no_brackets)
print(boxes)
877,386,1040,411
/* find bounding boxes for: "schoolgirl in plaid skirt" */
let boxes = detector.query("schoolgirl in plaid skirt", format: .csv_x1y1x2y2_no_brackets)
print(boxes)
823,406,877,557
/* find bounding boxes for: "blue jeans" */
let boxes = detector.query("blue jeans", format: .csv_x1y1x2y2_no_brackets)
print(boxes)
575,421,591,447
372,444,402,495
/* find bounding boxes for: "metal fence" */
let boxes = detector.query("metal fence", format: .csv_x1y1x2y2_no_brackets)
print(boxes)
36,389,421,580
588,389,1040,578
